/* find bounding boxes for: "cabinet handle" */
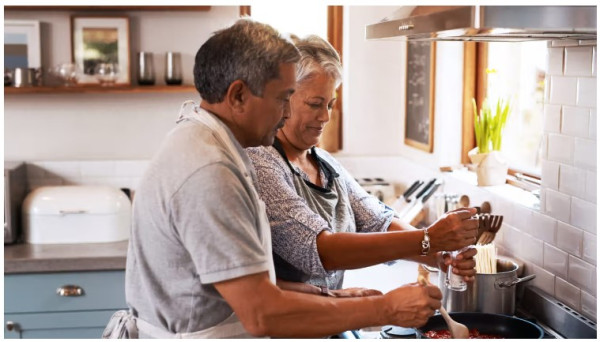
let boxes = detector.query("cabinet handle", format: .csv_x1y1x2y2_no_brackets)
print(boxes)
56,284,84,297
6,321,16,331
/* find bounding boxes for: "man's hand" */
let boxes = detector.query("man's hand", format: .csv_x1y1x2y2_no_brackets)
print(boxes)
438,247,477,282
427,207,478,252
383,283,442,328
330,287,382,298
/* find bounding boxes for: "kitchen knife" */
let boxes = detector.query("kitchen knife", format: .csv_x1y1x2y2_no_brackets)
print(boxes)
396,178,436,217
391,180,423,212
401,181,442,224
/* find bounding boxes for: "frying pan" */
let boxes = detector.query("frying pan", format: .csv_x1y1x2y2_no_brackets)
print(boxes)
415,312,544,339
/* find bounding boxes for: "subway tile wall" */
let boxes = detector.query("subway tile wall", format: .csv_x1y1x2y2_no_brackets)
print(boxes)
529,40,597,321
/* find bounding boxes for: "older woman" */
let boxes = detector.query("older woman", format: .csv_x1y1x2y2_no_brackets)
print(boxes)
247,35,478,295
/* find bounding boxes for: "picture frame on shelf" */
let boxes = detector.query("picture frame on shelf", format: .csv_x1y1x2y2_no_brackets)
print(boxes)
71,16,130,85
4,20,41,69
404,41,436,153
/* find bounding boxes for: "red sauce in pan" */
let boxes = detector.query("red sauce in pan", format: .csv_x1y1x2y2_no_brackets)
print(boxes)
424,328,503,339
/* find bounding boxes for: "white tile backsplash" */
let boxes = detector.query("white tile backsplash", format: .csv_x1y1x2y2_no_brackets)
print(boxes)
115,160,150,177
584,170,597,203
541,160,560,190
555,276,581,311
558,164,586,198
593,46,597,77
531,212,557,245
582,232,597,265
547,47,564,75
573,138,597,170
581,291,597,321
561,106,590,137
517,233,544,267
508,203,533,234
543,104,561,133
570,197,597,233
80,161,116,178
577,77,597,108
556,221,583,257
544,189,571,223
547,134,575,164
590,109,597,138
567,255,596,295
544,243,569,279
551,40,580,47
564,46,593,77
528,263,556,296
549,76,578,105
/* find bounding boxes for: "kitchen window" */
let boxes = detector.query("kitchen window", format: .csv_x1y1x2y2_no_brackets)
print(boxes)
464,41,547,180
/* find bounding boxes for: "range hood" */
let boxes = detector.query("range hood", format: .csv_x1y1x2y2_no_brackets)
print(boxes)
366,6,597,42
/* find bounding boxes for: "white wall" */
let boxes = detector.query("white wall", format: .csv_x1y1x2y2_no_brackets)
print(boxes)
4,7,239,161
341,6,463,169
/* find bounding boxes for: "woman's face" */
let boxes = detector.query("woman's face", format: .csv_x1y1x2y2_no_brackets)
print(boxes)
279,71,337,151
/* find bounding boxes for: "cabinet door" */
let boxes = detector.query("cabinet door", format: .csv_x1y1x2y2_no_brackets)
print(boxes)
5,270,126,313
4,310,118,339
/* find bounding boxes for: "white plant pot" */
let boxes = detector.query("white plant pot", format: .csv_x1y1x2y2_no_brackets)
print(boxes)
475,151,508,186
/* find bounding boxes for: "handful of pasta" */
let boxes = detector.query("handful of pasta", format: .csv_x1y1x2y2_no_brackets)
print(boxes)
474,243,497,274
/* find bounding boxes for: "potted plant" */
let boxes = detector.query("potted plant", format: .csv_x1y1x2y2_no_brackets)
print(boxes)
468,98,511,186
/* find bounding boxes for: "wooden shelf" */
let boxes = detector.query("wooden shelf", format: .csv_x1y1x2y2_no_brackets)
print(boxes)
5,6,211,11
4,85,197,95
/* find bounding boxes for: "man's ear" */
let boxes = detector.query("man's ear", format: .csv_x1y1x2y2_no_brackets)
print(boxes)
225,80,248,113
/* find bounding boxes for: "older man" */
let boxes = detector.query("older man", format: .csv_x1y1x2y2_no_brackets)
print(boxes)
104,19,442,339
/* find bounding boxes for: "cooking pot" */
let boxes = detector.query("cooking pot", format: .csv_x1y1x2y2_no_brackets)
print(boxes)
439,257,535,315
415,312,544,339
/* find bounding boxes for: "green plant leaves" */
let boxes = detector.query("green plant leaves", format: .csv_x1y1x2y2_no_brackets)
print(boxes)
472,97,511,153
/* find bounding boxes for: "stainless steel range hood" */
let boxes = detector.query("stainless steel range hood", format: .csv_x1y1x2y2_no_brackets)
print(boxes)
366,6,597,42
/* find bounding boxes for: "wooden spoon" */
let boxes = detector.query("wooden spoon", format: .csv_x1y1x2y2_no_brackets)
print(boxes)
417,270,469,339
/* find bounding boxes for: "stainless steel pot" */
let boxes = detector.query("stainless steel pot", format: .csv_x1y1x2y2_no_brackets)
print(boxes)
438,258,535,315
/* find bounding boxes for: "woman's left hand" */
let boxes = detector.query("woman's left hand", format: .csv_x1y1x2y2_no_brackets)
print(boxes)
330,287,383,298
437,247,477,282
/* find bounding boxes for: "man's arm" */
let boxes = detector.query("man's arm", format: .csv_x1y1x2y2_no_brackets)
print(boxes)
215,271,441,337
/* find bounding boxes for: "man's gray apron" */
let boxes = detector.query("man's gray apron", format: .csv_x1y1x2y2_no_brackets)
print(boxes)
103,101,275,339
271,139,356,290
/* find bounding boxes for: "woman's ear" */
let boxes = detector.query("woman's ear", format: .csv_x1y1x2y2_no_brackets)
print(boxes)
225,80,247,113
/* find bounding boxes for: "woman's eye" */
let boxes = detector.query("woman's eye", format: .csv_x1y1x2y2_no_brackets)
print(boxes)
308,103,322,109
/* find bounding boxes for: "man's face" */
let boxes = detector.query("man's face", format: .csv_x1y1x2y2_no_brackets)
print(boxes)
245,63,296,147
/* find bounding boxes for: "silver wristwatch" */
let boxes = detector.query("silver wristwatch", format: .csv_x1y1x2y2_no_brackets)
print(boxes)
421,228,431,256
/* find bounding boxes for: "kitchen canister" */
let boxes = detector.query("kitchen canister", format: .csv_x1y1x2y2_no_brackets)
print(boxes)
137,52,155,85
438,257,535,315
165,52,182,85
13,67,41,87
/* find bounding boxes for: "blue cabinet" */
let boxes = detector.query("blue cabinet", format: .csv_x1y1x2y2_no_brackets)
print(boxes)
4,270,126,339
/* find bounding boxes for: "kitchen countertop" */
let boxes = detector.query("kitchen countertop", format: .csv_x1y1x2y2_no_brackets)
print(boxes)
4,240,128,274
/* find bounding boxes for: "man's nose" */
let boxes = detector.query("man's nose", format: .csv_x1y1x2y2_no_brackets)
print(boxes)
283,102,292,119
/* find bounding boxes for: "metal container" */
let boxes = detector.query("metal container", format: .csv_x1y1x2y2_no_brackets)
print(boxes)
13,67,41,87
165,52,182,85
438,258,535,315
137,52,155,85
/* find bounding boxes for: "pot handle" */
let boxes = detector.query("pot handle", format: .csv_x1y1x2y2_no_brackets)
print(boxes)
496,274,536,288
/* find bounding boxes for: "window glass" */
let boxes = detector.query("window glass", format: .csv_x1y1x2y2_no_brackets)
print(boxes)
485,41,547,176
250,4,328,39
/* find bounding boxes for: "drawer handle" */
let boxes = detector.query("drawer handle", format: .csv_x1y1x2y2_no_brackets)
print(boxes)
6,321,17,331
59,210,88,215
57,284,84,297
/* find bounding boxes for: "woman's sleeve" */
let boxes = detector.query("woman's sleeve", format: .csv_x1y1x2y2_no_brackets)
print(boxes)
248,148,333,278
333,160,395,233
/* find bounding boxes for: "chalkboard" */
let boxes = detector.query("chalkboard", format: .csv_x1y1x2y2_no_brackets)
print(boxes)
405,41,436,152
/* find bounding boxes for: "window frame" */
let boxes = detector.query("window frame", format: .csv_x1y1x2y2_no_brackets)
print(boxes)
462,42,542,184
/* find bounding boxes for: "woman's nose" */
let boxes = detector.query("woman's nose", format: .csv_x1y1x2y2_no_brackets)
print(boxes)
318,107,331,123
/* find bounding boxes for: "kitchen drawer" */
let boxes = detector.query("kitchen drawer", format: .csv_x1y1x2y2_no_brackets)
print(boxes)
4,270,125,313
4,310,115,339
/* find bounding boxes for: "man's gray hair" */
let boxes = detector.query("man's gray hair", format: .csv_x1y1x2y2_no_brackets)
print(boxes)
291,35,342,88
194,19,300,103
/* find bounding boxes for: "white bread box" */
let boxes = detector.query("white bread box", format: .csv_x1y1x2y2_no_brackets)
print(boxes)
22,185,131,244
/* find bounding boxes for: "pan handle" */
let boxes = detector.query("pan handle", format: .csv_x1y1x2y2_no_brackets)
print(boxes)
496,274,536,288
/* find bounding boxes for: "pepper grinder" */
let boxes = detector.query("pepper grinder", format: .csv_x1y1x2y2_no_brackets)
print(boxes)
165,52,182,85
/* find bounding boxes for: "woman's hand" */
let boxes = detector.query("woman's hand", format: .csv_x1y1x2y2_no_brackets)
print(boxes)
330,287,382,298
426,207,479,252
437,247,477,282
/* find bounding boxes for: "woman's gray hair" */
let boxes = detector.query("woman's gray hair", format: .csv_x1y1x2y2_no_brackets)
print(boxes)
291,35,342,88
194,19,300,104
